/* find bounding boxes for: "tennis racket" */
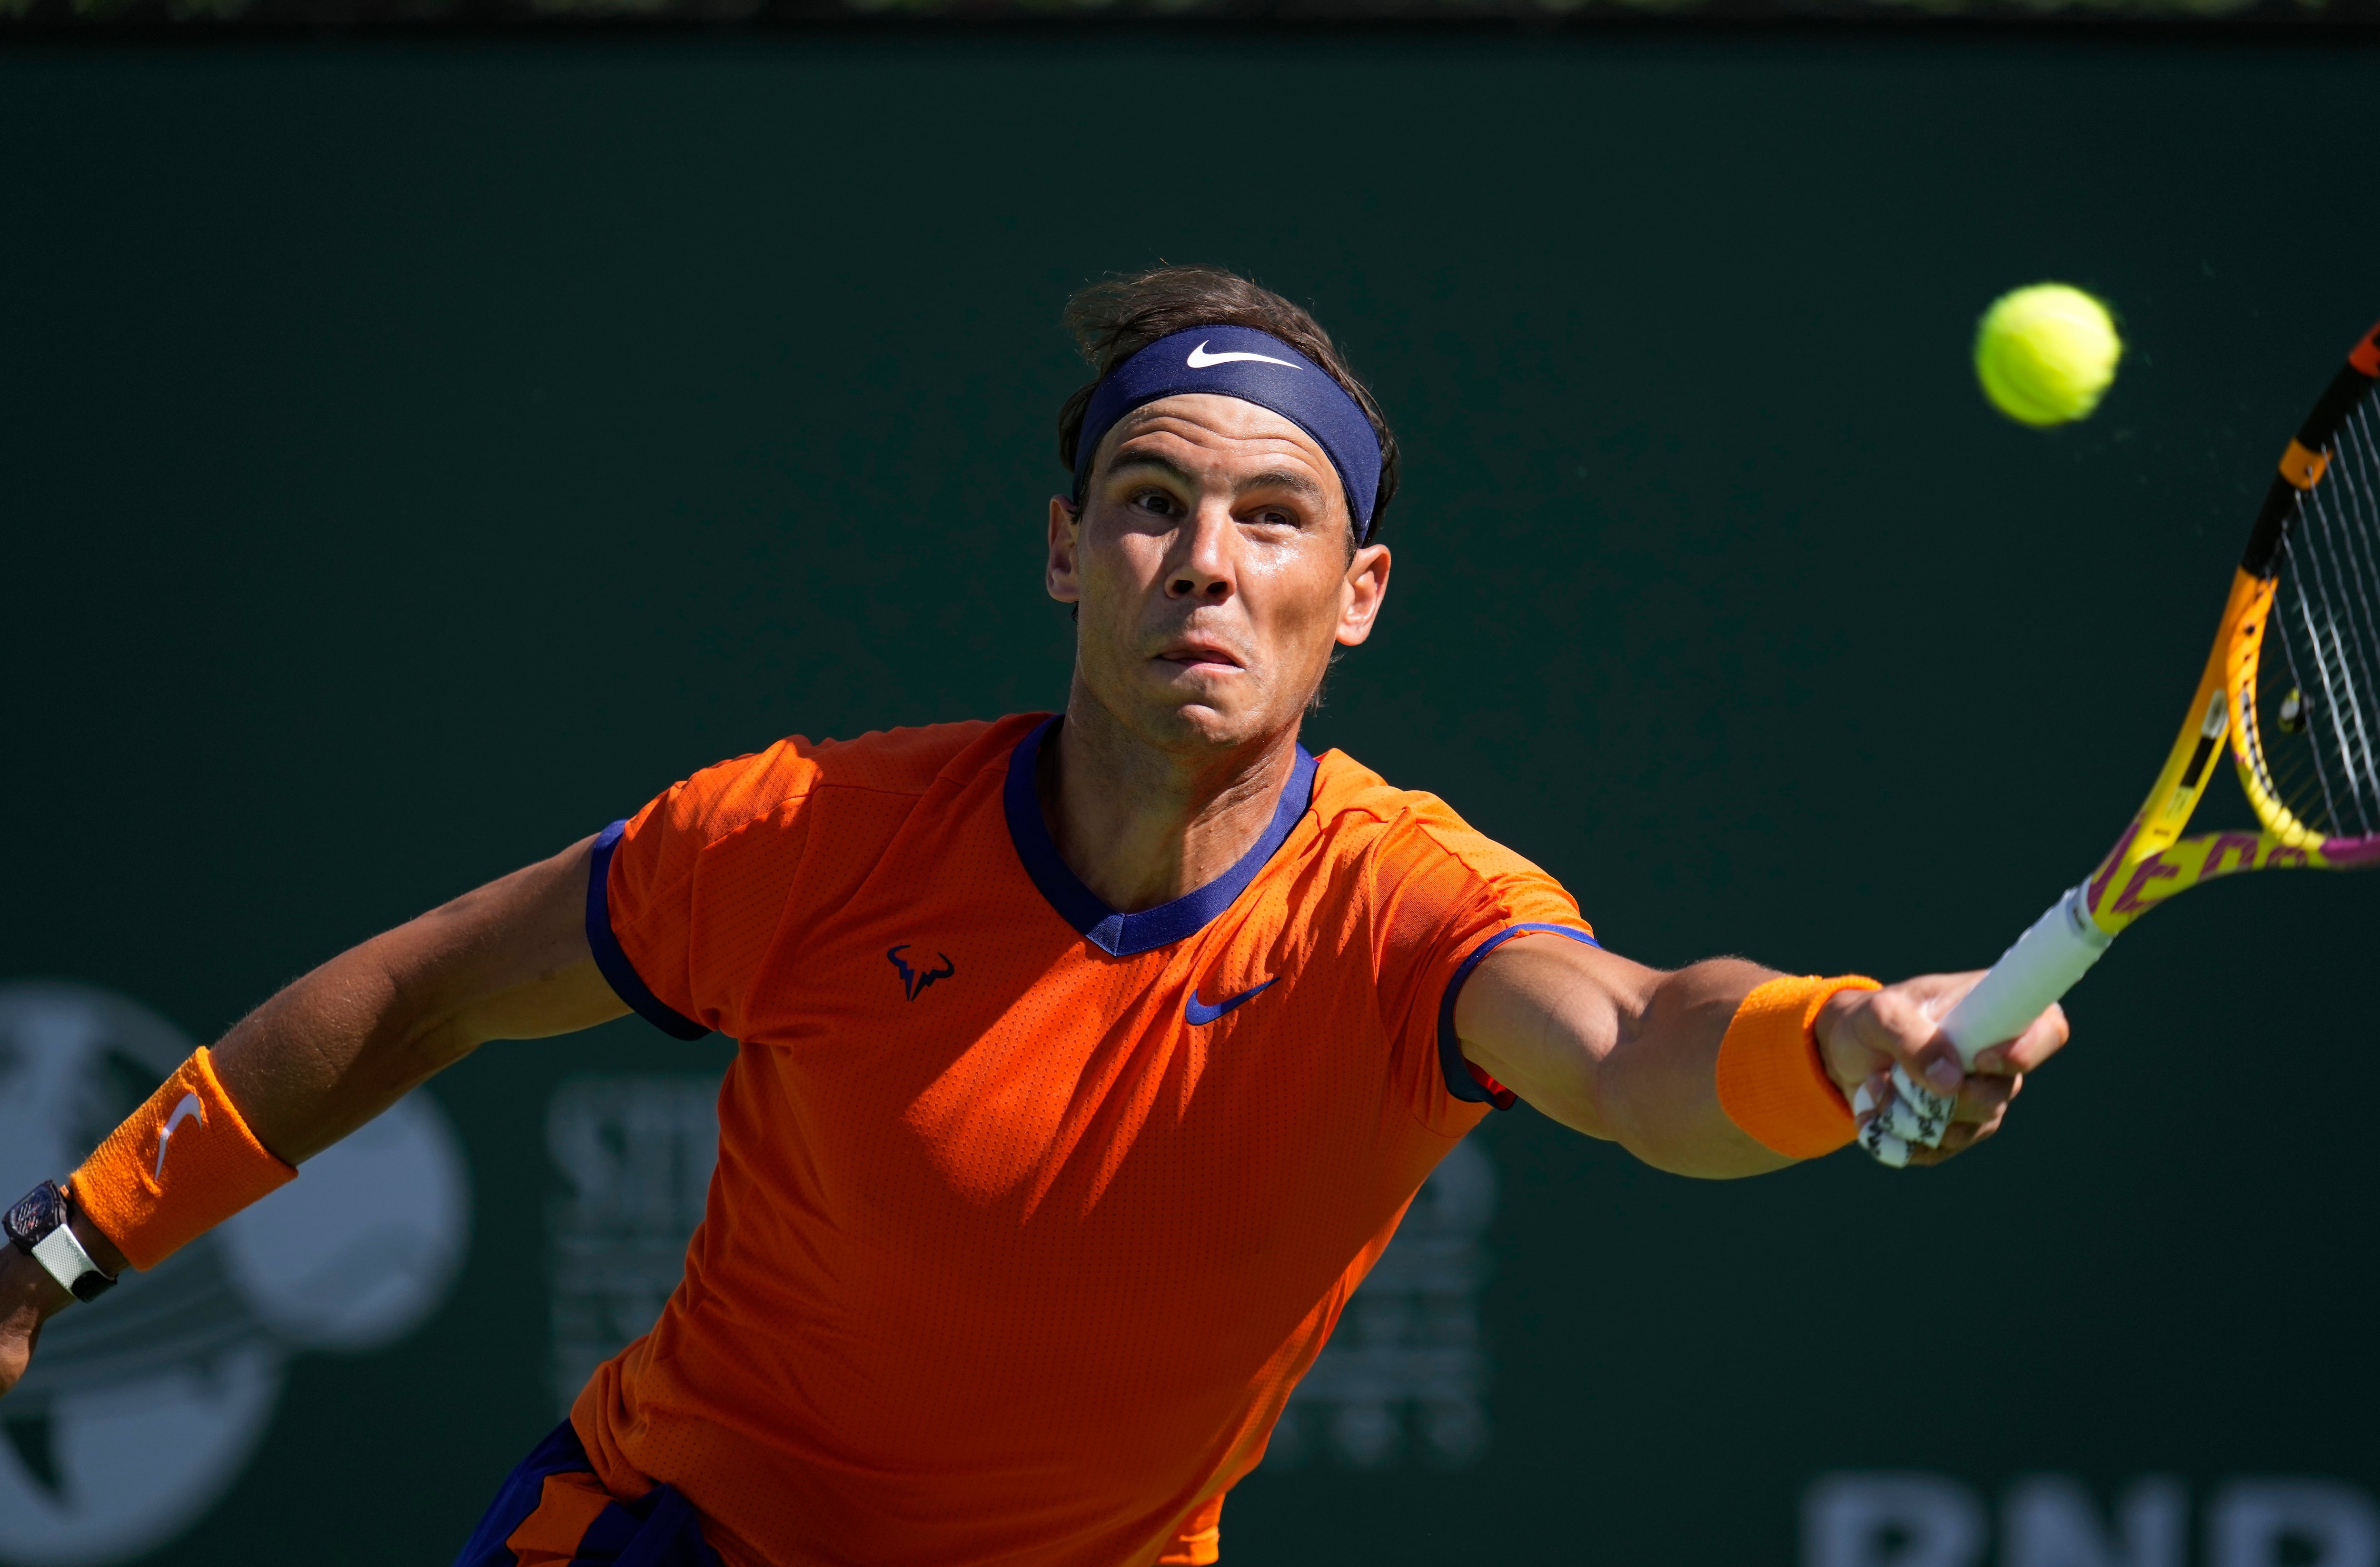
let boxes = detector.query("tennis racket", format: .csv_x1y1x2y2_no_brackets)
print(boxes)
1861,317,2380,1167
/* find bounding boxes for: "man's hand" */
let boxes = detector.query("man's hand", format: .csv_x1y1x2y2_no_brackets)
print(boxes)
1816,973,2070,1167
0,1209,127,1398
0,1250,61,1398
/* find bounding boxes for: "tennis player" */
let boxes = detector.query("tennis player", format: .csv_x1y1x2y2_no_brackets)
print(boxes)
0,265,2066,1567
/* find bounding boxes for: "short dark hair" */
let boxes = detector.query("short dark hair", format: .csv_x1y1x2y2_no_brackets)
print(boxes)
1056,265,1401,542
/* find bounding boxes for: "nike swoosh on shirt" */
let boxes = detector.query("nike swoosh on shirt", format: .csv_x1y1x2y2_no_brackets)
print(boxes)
1186,341,1297,370
1185,977,1277,1026
153,1092,206,1180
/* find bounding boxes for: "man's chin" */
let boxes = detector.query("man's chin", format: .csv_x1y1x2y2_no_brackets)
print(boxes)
1074,663,1301,754
1132,685,1276,752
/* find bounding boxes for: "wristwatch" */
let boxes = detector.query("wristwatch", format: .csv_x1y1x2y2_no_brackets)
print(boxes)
5,1180,118,1303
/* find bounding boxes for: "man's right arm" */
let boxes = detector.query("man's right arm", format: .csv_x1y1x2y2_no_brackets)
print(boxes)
0,833,629,1396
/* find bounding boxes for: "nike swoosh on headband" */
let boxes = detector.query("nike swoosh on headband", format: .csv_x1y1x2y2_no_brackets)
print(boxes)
153,1091,206,1180
1185,976,1277,1026
1186,341,1297,370
1074,325,1383,541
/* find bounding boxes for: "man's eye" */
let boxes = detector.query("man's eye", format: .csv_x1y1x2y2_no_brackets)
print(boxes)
1132,490,1178,515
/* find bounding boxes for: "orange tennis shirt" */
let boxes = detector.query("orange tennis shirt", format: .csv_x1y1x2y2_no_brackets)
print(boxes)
575,714,1593,1567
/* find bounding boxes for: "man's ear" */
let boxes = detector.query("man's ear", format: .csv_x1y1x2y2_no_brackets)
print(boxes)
1334,543,1392,648
1047,496,1082,605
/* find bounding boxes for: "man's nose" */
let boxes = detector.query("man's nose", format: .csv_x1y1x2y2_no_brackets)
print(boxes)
1166,501,1237,603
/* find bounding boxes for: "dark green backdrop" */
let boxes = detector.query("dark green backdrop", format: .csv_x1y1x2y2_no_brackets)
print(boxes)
4,35,2377,1565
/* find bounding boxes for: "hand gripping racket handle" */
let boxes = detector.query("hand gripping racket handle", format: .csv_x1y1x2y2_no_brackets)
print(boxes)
1861,885,2113,1168
1936,884,2112,1066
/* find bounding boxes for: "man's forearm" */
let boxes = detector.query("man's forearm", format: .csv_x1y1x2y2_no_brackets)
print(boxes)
1456,938,1790,1178
1592,958,1795,1180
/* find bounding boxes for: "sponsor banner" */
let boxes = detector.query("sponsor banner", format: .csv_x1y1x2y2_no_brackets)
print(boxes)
1806,1472,2380,1567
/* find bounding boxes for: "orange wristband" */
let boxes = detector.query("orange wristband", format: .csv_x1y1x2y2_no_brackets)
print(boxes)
1713,974,1881,1160
68,1046,296,1270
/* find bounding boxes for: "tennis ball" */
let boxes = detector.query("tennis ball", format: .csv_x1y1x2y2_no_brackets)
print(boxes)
1973,283,2123,427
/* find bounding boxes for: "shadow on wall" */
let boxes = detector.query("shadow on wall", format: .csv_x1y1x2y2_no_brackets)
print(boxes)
1807,1472,2380,1567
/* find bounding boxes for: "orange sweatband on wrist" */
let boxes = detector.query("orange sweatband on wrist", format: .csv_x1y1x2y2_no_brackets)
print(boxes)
68,1046,297,1270
1714,974,1881,1160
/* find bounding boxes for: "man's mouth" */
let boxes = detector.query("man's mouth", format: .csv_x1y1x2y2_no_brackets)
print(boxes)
1155,638,1245,673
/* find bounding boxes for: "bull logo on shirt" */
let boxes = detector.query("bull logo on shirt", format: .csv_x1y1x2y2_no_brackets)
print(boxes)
886,945,956,1001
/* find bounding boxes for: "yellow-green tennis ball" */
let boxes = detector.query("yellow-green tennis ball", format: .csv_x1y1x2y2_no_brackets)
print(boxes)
1973,283,2123,427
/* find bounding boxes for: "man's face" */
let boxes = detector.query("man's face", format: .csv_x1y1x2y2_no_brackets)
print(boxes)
1046,392,1391,754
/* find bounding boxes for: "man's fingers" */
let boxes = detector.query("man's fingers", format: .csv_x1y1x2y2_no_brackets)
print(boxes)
1837,976,2067,1170
1854,1063,2016,1164
0,1320,35,1400
1907,1128,1975,1167
1856,1116,1911,1169
1956,1073,2016,1123
1882,1064,1954,1146
1831,985,1961,1091
2000,1004,2070,1073
1967,1004,2069,1076
1908,1106,2009,1165
1864,987,1956,1066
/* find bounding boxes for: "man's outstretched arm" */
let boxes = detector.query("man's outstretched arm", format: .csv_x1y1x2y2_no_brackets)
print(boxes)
0,835,626,1395
1453,938,2069,1178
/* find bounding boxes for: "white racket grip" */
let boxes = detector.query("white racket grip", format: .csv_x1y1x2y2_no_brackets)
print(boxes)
1937,884,2113,1067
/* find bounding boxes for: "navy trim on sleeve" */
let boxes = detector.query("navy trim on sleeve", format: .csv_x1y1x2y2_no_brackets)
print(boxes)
586,819,712,1041
1002,716,1318,958
1437,923,1602,1109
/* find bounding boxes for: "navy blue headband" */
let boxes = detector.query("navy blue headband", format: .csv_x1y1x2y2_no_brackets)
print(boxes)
1071,325,1383,542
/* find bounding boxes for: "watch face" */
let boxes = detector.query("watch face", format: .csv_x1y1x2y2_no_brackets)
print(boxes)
5,1180,63,1250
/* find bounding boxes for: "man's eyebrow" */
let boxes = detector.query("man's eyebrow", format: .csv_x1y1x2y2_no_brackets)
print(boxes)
1236,468,1326,502
1103,449,1198,487
1104,447,1328,507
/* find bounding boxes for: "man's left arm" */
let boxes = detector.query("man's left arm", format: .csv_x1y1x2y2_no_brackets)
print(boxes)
1452,938,2069,1176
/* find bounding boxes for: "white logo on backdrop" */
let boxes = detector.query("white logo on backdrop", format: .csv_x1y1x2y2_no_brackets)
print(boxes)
545,1075,719,1417
1806,1471,2380,1567
0,981,470,1567
543,1072,1497,1468
1265,1135,1497,1470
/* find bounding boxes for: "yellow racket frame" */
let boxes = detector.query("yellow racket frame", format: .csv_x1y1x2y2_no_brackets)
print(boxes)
1864,318,2380,1164
2075,565,2333,939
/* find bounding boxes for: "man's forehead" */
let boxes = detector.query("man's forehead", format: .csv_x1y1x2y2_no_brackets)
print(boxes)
1104,393,1333,474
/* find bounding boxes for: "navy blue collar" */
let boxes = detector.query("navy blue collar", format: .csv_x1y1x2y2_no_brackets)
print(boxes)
1003,715,1318,958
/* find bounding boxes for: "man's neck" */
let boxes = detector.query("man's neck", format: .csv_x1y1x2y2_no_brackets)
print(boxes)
1039,685,1303,916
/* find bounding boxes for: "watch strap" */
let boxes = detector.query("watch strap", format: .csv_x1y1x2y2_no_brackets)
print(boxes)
31,1220,116,1302
17,1188,118,1302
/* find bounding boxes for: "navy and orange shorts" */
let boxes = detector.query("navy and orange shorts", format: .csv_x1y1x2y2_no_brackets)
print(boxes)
452,1422,722,1567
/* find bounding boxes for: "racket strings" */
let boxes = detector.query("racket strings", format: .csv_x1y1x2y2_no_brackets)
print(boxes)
2273,398,2380,840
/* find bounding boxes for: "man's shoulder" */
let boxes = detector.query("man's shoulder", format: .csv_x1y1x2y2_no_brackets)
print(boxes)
799,713,1041,798
1308,749,1473,839
1305,750,1560,888
644,714,1041,849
